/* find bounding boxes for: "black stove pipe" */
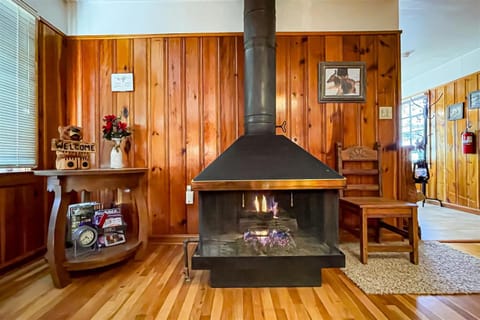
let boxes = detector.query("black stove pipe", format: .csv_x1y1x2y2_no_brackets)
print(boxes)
243,0,276,135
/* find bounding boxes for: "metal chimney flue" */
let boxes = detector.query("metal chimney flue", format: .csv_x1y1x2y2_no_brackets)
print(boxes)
244,0,276,135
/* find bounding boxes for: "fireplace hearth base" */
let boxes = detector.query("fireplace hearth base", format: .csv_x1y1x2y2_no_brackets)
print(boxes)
192,245,345,287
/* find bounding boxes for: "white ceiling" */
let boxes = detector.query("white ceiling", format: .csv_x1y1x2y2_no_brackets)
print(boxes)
399,0,480,83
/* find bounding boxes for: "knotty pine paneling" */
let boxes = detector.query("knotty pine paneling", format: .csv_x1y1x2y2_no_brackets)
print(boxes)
150,38,170,235
455,80,468,207
306,36,325,162
426,71,480,211
289,36,307,149
185,37,202,234
0,174,46,271
38,22,66,170
132,38,149,168
377,34,401,198
65,32,402,235
323,36,344,168
275,37,289,137
98,39,115,166
167,38,187,234
465,74,479,208
445,83,457,204
218,37,240,152
201,37,221,169
432,87,447,201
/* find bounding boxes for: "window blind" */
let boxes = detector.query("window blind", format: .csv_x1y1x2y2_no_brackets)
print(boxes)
0,0,37,168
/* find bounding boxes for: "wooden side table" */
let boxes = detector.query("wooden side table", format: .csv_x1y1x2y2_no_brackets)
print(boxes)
34,168,148,288
339,197,419,264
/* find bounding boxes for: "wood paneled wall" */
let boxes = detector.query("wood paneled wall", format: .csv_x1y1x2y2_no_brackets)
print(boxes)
426,71,480,212
64,32,402,236
38,21,67,170
0,174,45,271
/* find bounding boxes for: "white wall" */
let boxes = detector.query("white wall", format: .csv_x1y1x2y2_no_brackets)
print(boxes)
402,49,480,98
23,0,68,33
65,0,399,36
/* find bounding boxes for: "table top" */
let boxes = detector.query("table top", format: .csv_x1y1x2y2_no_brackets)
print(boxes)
340,197,418,207
33,168,148,177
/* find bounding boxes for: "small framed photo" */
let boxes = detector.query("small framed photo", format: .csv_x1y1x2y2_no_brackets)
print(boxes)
468,90,480,109
318,61,366,102
447,102,464,121
111,73,134,92
98,232,126,247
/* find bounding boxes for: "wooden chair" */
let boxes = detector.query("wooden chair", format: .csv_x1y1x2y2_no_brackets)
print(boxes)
336,142,419,264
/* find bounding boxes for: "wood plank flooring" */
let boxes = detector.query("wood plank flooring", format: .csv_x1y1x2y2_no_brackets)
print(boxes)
0,242,479,320
419,203,480,241
1,204,479,319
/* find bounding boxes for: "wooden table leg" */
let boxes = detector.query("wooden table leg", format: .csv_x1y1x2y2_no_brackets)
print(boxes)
360,210,368,264
45,176,71,288
132,183,148,259
409,207,419,264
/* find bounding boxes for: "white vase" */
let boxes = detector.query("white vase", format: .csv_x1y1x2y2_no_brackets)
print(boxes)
110,138,124,169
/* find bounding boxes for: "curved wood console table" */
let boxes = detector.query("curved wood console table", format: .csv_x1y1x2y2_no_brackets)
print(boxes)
34,169,148,288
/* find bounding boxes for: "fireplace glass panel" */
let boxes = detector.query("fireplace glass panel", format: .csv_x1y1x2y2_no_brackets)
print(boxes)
197,190,340,258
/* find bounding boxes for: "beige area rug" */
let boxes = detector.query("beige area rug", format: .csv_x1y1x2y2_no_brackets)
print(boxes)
339,241,480,295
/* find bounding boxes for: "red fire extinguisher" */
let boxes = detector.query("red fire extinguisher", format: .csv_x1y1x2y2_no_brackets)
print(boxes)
462,129,476,154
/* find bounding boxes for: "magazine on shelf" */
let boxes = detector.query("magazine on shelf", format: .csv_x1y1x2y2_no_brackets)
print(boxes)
66,202,101,245
94,207,128,247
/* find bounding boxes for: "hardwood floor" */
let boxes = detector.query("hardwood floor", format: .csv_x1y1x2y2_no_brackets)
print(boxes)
0,241,479,320
418,203,480,241
1,203,479,319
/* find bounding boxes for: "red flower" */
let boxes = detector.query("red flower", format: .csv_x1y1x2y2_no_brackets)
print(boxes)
102,114,131,140
103,114,117,122
117,122,127,131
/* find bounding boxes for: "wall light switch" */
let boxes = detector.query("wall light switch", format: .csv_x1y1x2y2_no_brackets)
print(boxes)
186,185,194,204
379,106,393,119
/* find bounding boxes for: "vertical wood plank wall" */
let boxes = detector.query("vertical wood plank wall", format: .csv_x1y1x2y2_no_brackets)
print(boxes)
65,32,402,236
426,71,480,212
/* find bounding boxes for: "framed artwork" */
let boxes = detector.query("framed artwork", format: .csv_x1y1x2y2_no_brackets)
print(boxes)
447,102,464,121
318,61,366,102
468,90,480,109
111,73,134,92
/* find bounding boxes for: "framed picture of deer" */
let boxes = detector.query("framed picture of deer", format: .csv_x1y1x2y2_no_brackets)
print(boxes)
447,102,464,121
318,61,366,102
468,90,480,109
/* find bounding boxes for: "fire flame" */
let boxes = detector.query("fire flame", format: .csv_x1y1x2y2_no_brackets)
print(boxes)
261,195,267,212
254,195,269,213
252,194,279,218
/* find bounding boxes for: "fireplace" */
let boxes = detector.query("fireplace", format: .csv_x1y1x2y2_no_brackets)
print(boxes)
190,136,346,287
190,0,346,287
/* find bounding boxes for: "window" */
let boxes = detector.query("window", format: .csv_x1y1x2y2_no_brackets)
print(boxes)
0,0,37,170
400,93,428,162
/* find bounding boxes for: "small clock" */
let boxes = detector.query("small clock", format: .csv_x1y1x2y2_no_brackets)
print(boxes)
72,225,98,248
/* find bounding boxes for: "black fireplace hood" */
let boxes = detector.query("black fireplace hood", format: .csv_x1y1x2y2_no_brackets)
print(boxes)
192,135,345,190
191,0,345,191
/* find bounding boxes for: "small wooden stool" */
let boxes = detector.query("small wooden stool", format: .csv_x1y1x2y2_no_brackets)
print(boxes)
339,197,419,264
